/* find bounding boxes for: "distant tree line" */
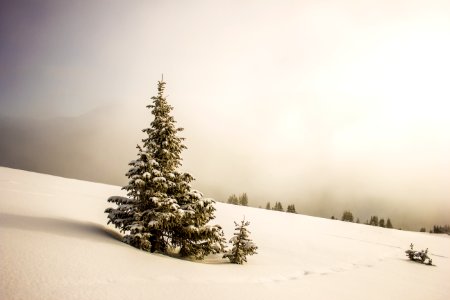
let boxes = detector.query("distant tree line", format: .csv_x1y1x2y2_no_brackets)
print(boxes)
431,225,450,234
224,191,444,235
333,211,394,229
264,202,297,213
366,215,393,228
227,193,249,206
224,196,442,234
225,196,297,214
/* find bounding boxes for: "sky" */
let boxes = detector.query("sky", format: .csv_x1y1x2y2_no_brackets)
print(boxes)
1,0,450,229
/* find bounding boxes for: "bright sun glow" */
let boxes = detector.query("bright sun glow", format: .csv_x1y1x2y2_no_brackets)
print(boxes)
341,29,450,112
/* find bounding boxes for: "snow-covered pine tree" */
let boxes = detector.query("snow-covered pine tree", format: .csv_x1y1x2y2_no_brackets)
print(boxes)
106,78,225,257
105,145,156,251
171,172,226,259
223,219,258,264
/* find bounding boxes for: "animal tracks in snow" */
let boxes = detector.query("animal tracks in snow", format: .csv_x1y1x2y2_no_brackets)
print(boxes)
253,260,379,284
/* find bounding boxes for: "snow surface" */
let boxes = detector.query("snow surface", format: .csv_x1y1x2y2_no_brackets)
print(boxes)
0,167,449,300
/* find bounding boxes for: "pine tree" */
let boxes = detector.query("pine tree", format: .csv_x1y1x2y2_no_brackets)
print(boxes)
369,216,379,226
223,219,258,264
386,218,393,229
106,144,173,252
239,193,249,206
265,202,271,210
341,210,354,222
379,218,385,227
227,194,238,205
106,78,225,258
172,191,226,258
286,204,296,213
273,201,284,211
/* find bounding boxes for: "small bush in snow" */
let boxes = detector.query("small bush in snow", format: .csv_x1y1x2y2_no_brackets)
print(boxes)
223,219,258,264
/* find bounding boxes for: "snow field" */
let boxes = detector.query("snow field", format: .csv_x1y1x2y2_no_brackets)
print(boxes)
1,167,449,300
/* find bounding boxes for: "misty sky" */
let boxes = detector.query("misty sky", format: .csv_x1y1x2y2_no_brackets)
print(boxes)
1,0,449,229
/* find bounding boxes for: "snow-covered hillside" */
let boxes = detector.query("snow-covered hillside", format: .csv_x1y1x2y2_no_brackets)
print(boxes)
1,167,449,300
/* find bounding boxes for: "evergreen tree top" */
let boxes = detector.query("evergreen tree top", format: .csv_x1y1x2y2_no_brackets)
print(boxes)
141,79,187,174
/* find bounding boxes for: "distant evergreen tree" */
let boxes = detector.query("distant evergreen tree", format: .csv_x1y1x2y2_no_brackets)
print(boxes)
379,218,385,227
431,225,450,233
369,216,379,226
265,202,271,210
106,78,225,259
420,227,426,232
227,194,239,205
435,225,450,233
386,218,393,229
341,210,354,222
356,218,360,223
273,202,284,212
239,193,249,206
223,219,258,264
286,204,296,213
331,216,335,220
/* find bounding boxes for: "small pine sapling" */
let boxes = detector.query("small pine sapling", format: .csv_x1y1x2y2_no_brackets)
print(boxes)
223,218,258,264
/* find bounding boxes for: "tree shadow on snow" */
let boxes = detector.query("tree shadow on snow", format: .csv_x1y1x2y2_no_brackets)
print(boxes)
172,252,230,265
401,258,437,267
0,213,233,263
0,212,123,245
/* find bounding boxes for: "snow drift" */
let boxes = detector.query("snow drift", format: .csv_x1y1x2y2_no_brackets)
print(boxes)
0,167,449,300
